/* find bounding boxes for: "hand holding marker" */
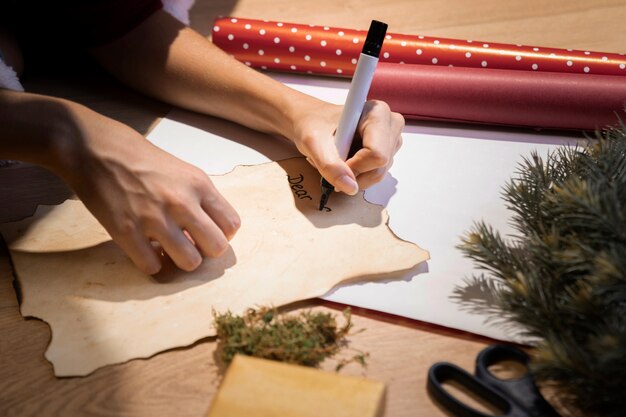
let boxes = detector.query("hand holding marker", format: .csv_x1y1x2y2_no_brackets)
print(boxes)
318,20,388,210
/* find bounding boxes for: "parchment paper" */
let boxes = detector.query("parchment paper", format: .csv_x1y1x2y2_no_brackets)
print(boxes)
2,158,428,376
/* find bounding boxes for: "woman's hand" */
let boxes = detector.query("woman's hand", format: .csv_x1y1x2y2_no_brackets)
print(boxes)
58,102,241,275
289,98,405,195
2,90,240,274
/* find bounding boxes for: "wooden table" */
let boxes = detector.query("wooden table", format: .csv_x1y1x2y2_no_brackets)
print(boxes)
1,1,625,416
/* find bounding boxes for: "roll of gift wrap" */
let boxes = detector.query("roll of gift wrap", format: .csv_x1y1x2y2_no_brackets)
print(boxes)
212,17,626,77
368,63,626,130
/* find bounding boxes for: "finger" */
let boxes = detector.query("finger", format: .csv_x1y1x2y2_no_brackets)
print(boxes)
348,120,396,178
154,225,203,272
347,147,390,177
306,136,359,195
355,167,388,190
181,208,230,258
201,193,241,241
112,227,162,275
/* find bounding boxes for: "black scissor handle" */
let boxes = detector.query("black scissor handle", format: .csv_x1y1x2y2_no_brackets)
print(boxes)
475,345,561,417
427,362,529,417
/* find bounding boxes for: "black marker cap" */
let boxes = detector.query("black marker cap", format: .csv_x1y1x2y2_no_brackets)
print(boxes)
362,20,388,58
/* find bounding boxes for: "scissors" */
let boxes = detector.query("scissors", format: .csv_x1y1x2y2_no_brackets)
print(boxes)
427,344,561,417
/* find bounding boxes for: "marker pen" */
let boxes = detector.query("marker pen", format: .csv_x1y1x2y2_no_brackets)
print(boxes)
319,20,388,210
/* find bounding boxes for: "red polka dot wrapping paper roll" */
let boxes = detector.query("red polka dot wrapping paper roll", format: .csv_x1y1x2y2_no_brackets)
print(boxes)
368,63,626,131
212,17,626,77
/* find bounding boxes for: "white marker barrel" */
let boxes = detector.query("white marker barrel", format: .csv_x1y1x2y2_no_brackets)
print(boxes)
334,53,379,161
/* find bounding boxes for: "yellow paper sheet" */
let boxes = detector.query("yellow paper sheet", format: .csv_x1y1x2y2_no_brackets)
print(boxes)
2,158,428,376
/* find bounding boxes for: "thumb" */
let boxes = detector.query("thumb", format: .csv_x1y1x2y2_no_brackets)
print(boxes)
313,151,359,196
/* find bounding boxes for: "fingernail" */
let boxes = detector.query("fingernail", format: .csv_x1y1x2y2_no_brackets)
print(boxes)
145,262,162,275
337,175,359,196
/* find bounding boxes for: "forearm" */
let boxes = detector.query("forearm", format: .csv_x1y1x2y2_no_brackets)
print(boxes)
90,10,319,140
0,89,76,171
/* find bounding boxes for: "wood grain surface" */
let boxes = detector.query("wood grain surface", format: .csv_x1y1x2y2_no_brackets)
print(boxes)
1,1,625,416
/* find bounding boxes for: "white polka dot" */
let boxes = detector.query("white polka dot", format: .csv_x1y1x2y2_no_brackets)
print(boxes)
337,68,343,74
386,35,392,39
244,24,251,30
449,45,456,50
259,29,266,35
416,49,423,55
383,52,390,58
584,66,590,73
515,55,522,61
213,26,220,32
567,48,573,52
227,34,234,40
516,44,522,47
602,56,608,61
549,53,556,57
321,40,327,47
533,47,539,52
467,40,473,43
351,58,357,64
320,61,326,67
306,34,312,41
261,65,267,70
291,65,297,70
307,70,313,74
353,38,359,44
418,35,424,39
434,40,440,45
620,64,625,70
481,60,488,67
399,61,405,64
291,27,298,33
258,50,264,56
448,64,454,67
274,58,280,63
289,46,295,53
304,55,311,61
465,52,472,58
432,57,438,64
277,22,283,27
323,26,329,31
584,51,591,55
309,24,315,27
274,37,280,43
244,61,250,66
567,60,573,67
336,49,342,55
483,43,489,48
338,31,344,36
532,63,538,70
230,18,238,23
243,43,249,50
401,41,407,47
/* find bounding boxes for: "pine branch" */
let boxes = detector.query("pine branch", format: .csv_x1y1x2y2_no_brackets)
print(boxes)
457,119,626,416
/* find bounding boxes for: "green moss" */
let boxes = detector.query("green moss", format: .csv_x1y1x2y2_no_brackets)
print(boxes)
214,307,367,371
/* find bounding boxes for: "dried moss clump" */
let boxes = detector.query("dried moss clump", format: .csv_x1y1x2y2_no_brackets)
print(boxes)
214,307,366,371
456,123,626,416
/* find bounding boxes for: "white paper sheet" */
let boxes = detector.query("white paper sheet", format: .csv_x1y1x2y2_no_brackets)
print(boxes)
147,73,580,342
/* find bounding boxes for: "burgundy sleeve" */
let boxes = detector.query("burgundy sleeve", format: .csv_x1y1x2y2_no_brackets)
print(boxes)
5,0,163,48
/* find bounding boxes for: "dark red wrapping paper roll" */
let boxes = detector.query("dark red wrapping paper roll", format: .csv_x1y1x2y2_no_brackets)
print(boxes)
368,63,626,130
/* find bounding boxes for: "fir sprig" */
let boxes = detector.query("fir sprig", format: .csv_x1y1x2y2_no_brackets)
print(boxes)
456,122,626,416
